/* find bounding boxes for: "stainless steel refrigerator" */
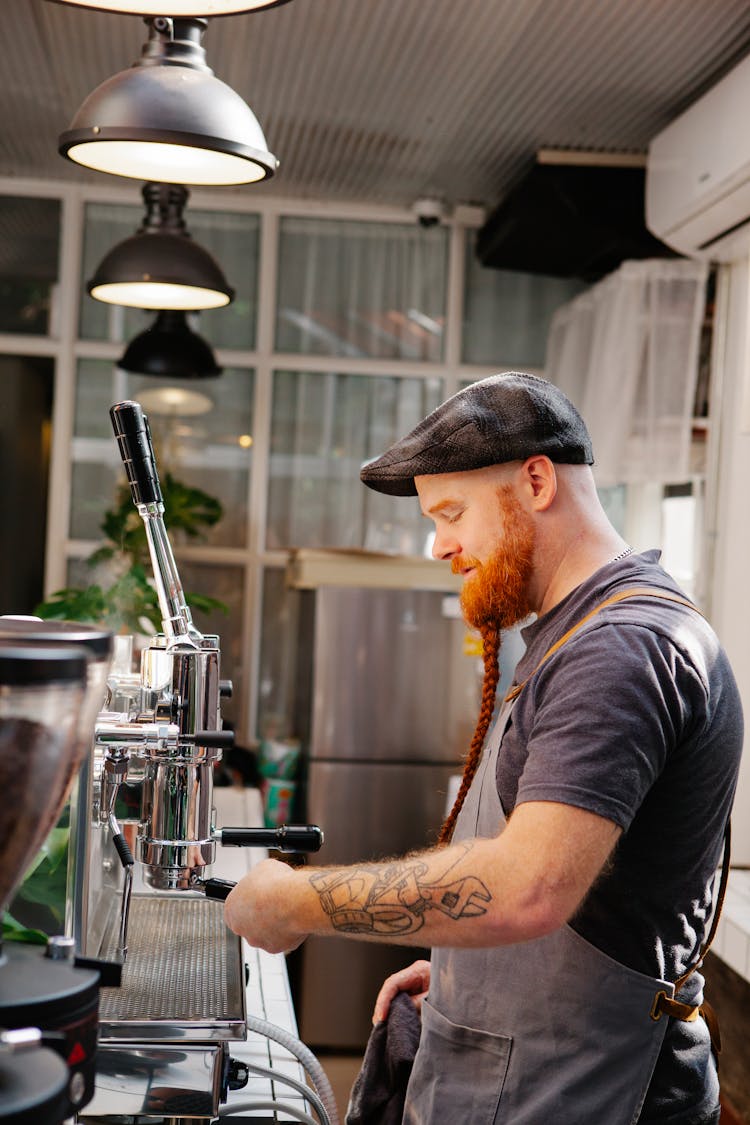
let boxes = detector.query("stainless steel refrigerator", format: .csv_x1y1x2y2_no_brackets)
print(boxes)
291,569,485,1051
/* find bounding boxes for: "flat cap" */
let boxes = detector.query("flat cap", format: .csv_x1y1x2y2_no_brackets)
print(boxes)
360,372,594,496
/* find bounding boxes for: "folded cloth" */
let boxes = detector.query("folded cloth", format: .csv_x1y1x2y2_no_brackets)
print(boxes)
345,991,422,1125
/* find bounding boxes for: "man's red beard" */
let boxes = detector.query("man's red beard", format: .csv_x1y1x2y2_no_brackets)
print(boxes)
454,486,536,632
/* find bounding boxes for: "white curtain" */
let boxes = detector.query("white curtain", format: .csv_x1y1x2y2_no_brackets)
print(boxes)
545,259,709,487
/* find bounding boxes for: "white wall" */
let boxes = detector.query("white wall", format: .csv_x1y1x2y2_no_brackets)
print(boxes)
706,255,750,863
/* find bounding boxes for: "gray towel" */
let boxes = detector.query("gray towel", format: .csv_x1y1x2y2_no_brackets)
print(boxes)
345,992,422,1125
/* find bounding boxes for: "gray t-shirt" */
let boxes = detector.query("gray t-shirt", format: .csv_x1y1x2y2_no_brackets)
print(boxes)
498,549,743,1123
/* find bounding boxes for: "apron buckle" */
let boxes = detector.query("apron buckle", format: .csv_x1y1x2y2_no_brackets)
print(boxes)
650,989,699,1023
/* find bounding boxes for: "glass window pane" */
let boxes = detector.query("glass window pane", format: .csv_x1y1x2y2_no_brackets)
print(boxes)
71,358,254,548
69,460,120,541
0,354,54,614
0,196,60,336
276,217,448,361
257,567,305,744
267,369,443,553
80,202,259,349
598,484,627,537
462,231,586,367
177,560,246,732
661,490,697,598
80,202,143,342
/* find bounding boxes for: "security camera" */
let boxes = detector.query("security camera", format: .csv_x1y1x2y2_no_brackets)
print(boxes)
412,198,446,228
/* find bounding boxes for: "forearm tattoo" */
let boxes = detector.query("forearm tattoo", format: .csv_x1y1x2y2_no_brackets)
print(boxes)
310,842,492,936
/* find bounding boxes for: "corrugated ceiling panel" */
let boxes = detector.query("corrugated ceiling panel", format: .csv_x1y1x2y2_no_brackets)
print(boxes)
1,0,750,208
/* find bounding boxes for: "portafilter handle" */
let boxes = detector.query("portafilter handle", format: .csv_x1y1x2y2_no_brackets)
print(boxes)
109,399,201,649
198,877,236,901
195,825,325,901
214,825,324,852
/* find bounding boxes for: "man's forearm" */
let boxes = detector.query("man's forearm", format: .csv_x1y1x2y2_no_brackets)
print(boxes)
308,841,493,943
224,839,506,954
224,801,620,954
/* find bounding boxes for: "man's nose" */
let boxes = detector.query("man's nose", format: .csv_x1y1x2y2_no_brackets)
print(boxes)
432,527,458,560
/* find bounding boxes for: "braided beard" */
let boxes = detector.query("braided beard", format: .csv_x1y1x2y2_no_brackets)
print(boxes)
455,486,536,632
438,487,536,844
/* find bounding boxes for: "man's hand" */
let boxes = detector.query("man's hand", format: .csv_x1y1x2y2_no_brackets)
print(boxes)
224,858,308,954
373,960,431,1024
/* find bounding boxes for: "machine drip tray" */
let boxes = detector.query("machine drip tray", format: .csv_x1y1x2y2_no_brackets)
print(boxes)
97,893,246,1042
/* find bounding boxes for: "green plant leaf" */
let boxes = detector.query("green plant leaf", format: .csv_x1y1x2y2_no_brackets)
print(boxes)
161,472,223,539
34,585,109,623
185,592,229,615
39,827,70,875
20,827,69,882
2,913,48,945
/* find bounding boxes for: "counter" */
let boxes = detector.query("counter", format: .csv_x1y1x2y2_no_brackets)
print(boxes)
703,870,750,1123
211,785,322,1123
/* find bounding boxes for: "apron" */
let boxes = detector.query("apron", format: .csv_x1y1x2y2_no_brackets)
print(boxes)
403,588,710,1125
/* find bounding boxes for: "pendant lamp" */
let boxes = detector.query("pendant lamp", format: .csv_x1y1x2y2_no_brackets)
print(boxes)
119,310,222,378
50,1,291,13
137,385,214,416
87,182,235,310
59,17,278,186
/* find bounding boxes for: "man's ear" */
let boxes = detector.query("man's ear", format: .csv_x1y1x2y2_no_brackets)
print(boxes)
521,456,557,511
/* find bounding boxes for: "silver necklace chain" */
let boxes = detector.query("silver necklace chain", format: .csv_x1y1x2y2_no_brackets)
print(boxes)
609,546,633,564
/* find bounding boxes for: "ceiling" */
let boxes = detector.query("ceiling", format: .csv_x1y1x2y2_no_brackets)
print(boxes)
4,0,750,218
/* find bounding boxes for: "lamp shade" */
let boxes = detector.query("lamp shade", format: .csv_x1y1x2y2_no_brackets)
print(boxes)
51,1,291,13
59,18,278,186
119,310,222,378
87,183,235,310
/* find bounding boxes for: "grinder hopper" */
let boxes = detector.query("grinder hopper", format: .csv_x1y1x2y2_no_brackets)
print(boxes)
0,618,113,931
0,624,113,1123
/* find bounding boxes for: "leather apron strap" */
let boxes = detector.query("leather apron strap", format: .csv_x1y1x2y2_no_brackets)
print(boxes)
505,586,702,703
503,585,730,1052
650,822,731,1058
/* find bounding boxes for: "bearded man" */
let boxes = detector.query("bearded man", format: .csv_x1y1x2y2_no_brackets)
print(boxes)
225,372,743,1125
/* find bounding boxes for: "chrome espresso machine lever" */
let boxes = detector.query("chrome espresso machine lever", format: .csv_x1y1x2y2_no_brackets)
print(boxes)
110,398,202,650
104,400,230,896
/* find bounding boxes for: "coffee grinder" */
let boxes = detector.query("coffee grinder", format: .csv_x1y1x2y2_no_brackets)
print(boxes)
0,626,114,1122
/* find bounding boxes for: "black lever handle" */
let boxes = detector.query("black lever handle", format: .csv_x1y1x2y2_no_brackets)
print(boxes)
110,400,162,507
200,877,236,902
217,825,324,853
183,730,235,749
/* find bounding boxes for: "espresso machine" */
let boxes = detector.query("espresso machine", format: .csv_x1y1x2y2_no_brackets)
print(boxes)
67,400,324,1121
0,628,116,1124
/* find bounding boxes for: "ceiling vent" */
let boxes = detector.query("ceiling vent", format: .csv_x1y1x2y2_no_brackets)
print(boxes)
475,154,677,283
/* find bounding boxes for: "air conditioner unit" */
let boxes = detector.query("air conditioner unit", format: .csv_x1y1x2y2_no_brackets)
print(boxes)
646,51,750,262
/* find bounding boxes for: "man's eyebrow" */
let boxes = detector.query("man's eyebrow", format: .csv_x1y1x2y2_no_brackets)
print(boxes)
423,498,461,516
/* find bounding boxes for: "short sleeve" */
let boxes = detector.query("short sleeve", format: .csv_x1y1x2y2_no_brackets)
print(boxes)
506,621,705,830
